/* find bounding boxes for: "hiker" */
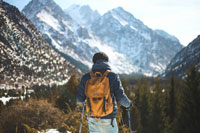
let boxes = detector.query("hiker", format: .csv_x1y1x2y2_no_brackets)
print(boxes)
77,52,131,133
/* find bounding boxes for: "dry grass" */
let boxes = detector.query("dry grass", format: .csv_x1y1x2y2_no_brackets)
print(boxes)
0,98,67,133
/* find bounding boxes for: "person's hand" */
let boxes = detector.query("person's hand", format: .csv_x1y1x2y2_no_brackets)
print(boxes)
120,102,133,110
126,102,134,109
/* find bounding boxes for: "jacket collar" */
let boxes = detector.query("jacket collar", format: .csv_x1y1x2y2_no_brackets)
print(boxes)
92,60,111,72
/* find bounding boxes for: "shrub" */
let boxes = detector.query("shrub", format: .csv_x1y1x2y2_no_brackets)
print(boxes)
0,98,67,133
63,104,89,133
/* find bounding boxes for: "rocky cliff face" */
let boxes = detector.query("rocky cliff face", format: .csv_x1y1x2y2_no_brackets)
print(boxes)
0,1,82,89
165,35,200,78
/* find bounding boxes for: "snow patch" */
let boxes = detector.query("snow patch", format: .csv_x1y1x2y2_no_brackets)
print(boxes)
130,25,137,31
39,129,72,133
80,34,138,74
0,96,25,105
0,97,12,105
111,13,128,26
36,10,61,31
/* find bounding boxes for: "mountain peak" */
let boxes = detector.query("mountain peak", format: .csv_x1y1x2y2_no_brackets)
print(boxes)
112,6,125,12
66,4,80,10
66,4,95,15
80,5,91,10
65,4,100,28
23,0,60,14
105,6,144,27
90,6,183,76
33,0,54,5
23,0,72,22
111,7,133,17
25,0,55,7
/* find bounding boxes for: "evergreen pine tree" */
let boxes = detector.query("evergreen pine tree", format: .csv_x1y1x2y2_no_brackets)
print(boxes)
0,100,4,112
163,76,176,133
65,74,79,97
169,76,175,122
134,81,149,133
175,66,200,133
148,77,165,133
56,74,79,112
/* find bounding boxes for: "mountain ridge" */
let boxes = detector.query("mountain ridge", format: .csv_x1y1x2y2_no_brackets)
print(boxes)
83,5,184,76
0,1,82,89
22,0,138,74
165,35,200,78
23,0,183,76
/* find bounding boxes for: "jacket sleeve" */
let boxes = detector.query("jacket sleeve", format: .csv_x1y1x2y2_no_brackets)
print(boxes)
112,74,131,108
76,75,87,104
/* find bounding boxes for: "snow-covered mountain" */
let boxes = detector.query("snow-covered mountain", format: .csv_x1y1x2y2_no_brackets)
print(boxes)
22,0,138,74
91,7,183,76
0,1,82,89
165,35,200,78
65,4,101,29
65,5,184,76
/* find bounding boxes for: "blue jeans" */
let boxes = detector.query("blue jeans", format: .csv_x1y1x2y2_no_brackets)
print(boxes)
88,117,118,133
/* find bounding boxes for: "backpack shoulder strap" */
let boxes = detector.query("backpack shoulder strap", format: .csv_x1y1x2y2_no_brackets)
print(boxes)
89,70,111,78
89,71,95,77
102,70,111,78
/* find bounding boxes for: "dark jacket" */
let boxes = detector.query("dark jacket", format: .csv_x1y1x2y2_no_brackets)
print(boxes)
76,60,131,119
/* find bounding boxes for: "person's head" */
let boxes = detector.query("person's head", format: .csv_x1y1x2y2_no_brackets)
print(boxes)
92,52,109,64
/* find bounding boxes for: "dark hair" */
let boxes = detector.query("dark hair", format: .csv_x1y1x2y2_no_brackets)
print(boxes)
92,52,109,63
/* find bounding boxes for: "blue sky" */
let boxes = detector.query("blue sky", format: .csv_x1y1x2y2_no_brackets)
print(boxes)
4,0,200,46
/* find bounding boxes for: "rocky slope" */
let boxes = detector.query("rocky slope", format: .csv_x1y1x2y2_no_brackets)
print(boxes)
0,1,82,89
165,35,200,78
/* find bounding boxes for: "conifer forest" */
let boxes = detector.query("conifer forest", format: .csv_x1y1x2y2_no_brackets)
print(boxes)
1,66,200,133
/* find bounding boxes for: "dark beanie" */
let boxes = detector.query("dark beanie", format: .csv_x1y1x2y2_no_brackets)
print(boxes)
92,52,109,63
